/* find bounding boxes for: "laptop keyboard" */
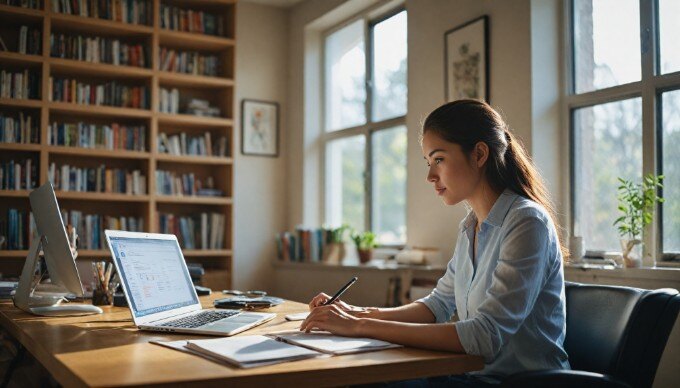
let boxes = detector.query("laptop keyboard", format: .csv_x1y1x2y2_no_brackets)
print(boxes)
159,310,240,328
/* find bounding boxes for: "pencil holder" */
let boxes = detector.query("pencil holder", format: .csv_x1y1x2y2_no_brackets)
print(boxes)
92,289,114,306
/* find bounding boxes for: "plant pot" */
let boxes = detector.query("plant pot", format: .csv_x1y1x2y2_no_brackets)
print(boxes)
620,238,642,268
322,242,345,264
357,249,373,264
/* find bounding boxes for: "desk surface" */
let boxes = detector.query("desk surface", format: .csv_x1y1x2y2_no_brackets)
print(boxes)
0,296,483,387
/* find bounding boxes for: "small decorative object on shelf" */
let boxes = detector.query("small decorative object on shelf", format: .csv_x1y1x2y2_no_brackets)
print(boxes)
351,230,378,264
613,174,664,268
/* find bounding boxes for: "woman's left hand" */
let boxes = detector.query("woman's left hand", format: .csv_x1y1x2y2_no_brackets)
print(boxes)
299,304,362,337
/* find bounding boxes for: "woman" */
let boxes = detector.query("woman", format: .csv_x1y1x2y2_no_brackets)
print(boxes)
300,100,570,385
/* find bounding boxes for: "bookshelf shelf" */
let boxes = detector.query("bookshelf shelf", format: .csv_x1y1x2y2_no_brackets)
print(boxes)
49,12,153,37
156,113,232,127
49,58,153,80
158,29,235,51
48,102,152,118
158,71,234,89
0,190,32,198
47,146,150,159
0,98,42,109
0,1,235,290
0,143,41,152
155,154,232,165
56,192,150,202
155,195,231,205
0,51,43,66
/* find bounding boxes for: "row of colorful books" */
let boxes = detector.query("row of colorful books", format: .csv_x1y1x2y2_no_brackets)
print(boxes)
158,131,228,157
0,209,36,250
158,48,219,77
49,77,150,109
48,163,147,194
275,228,339,263
155,170,219,197
0,158,37,191
51,0,152,26
50,33,148,68
16,26,42,55
0,70,40,100
160,4,223,36
60,209,143,250
48,121,146,151
0,112,38,144
2,0,40,9
158,212,225,250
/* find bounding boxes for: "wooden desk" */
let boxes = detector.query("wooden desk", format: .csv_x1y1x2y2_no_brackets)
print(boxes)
0,296,483,387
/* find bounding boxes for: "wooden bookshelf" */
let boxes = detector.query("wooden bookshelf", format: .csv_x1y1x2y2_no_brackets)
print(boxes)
0,0,236,290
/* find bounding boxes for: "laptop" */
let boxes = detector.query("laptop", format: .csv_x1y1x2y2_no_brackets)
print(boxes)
104,230,275,336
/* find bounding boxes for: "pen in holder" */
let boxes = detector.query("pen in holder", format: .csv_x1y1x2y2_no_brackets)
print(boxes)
92,261,115,306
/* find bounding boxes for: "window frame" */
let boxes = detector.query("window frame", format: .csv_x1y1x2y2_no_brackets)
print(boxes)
321,6,407,247
565,0,680,261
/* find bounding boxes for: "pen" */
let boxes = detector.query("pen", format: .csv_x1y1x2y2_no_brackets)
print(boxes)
323,276,358,305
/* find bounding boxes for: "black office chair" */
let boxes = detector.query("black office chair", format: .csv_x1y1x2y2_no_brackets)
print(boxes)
503,281,680,388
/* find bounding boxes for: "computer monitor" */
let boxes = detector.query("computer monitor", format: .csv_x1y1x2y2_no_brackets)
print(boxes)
13,182,102,316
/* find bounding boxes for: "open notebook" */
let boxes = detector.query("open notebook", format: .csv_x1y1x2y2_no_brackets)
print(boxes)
152,331,401,368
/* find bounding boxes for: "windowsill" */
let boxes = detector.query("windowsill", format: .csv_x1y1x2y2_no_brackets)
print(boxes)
272,259,447,273
564,263,680,281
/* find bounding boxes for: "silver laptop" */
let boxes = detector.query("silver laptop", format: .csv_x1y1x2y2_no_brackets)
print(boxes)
104,230,275,336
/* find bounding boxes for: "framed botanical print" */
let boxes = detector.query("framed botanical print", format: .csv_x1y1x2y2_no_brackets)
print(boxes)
241,99,279,157
444,16,489,103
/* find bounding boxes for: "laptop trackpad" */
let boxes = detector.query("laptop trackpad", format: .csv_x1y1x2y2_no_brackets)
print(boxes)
204,313,264,332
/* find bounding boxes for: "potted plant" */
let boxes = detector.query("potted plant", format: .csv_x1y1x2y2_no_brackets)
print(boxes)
613,174,664,268
351,230,378,264
322,224,349,264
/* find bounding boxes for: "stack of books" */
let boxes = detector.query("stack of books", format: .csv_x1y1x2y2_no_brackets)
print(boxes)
159,87,179,114
48,163,147,195
0,158,37,190
49,77,150,109
0,112,39,144
48,121,146,151
157,131,228,157
276,227,339,263
160,5,223,36
0,209,36,250
60,209,143,250
187,98,220,117
51,0,152,25
157,212,225,250
0,70,40,100
158,48,219,76
51,33,148,67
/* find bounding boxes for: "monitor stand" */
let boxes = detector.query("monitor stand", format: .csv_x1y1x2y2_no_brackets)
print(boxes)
13,235,102,316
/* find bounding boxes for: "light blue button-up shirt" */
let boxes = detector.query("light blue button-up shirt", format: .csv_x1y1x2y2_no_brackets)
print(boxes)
417,189,570,378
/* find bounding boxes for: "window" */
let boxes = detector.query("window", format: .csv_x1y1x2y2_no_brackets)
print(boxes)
568,0,680,259
323,9,407,245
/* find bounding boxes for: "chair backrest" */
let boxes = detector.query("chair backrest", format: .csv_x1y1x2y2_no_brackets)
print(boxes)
564,282,680,388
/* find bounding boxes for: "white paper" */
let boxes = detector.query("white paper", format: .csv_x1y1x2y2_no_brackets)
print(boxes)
268,330,402,355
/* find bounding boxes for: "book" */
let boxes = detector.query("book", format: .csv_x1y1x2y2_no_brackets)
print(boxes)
153,335,324,368
267,330,402,355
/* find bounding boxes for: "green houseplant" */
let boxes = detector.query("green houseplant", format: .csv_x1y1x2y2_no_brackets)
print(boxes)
322,224,349,264
351,230,378,264
613,174,664,268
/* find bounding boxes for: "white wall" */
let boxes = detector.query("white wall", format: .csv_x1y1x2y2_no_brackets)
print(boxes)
233,2,289,291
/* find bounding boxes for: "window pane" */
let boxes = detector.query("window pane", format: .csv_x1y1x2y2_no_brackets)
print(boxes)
326,136,365,231
659,0,680,75
573,0,640,93
662,90,680,252
325,20,366,131
371,126,406,244
372,11,407,122
573,98,642,251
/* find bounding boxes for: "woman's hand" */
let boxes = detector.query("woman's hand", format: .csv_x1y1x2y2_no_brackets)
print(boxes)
308,292,370,316
300,303,363,337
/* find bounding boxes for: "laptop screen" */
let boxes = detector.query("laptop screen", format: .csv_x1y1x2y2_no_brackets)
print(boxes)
108,236,199,318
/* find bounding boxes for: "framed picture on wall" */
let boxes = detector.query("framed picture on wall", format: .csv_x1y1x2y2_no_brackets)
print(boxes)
444,15,489,103
241,99,279,157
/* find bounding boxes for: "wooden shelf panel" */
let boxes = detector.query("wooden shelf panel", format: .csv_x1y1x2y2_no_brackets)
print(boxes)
156,113,232,127
0,250,29,257
0,51,44,66
158,29,235,51
158,71,233,89
0,190,31,198
49,12,153,37
0,143,41,152
48,102,152,118
47,146,149,159
77,249,111,258
155,154,232,165
0,98,43,109
183,249,232,257
49,58,153,80
56,191,150,202
0,4,44,20
155,195,232,205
